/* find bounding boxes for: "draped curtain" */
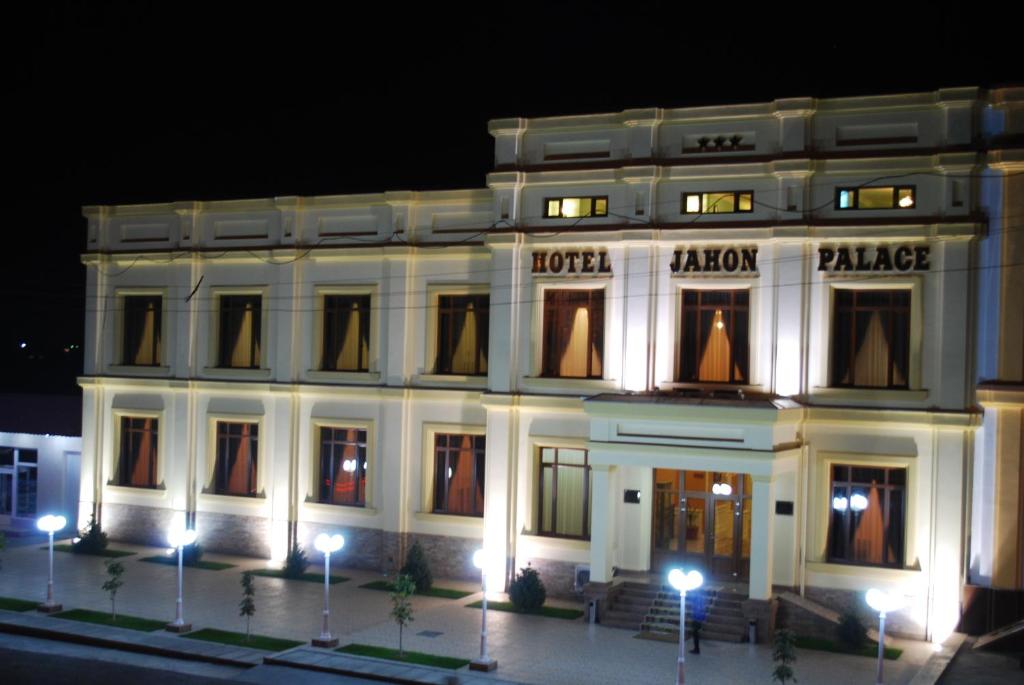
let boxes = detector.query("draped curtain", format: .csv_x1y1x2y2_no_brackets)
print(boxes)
120,417,157,487
450,303,476,373
435,434,484,515
321,427,366,505
834,290,909,388
698,310,733,381
544,290,603,378
219,423,257,496
221,296,261,368
438,296,488,375
851,485,884,563
324,296,370,371
124,296,160,365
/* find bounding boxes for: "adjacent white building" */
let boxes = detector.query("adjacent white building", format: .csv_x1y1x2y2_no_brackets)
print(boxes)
78,86,1023,643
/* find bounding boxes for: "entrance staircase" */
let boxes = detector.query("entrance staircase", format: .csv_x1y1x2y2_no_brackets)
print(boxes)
602,581,748,642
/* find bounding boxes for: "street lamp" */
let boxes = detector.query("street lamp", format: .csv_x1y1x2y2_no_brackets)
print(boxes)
667,568,704,685
36,514,67,613
165,525,198,632
312,533,344,647
865,588,906,685
469,548,497,671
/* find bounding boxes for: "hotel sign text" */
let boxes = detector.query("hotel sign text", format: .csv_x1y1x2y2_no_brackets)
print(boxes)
818,245,930,272
531,250,612,274
670,248,758,274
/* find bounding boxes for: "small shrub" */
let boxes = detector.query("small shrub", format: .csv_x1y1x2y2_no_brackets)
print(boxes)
182,541,204,565
836,611,867,652
400,541,432,593
72,515,108,555
390,574,415,656
283,543,309,579
508,565,546,612
772,628,797,684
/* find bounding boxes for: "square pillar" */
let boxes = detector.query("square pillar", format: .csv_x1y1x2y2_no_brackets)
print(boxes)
749,475,775,600
589,465,615,583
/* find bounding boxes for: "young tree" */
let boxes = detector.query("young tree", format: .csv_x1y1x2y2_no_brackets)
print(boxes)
390,574,415,657
102,561,125,621
772,628,798,684
239,571,256,640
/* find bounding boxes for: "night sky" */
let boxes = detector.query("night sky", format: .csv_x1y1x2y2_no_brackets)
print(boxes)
5,2,1019,395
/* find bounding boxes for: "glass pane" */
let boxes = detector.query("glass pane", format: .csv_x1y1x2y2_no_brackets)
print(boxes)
897,187,915,208
0,472,11,515
557,448,587,465
829,484,848,559
849,485,882,564
561,198,580,217
541,468,553,532
888,469,906,486
593,197,608,216
704,192,736,213
741,497,751,558
547,200,560,217
838,189,854,209
851,467,886,484
684,499,705,554
0,448,13,466
20,449,39,464
887,489,905,565
734,309,749,382
858,187,895,209
714,499,735,555
555,465,585,536
684,470,708,492
738,192,753,211
540,447,557,464
685,194,701,213
16,465,37,516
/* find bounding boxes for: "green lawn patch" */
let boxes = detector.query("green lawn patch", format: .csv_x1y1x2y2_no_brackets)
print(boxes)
181,627,304,652
337,643,470,670
139,555,236,571
359,580,472,599
0,596,39,612
465,600,583,620
44,544,135,558
795,635,902,660
53,608,166,632
249,568,349,584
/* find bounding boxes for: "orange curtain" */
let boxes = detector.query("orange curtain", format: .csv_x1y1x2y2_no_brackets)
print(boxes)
447,435,476,513
227,424,253,494
852,485,884,563
451,302,478,374
230,303,257,367
129,419,154,486
698,310,732,381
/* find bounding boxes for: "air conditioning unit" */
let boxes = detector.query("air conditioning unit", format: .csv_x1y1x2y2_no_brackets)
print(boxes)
573,564,591,594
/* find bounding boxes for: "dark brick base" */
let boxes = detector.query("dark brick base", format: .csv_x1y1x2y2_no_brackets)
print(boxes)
102,502,176,548
519,557,580,599
779,586,925,640
297,521,384,571
194,511,271,558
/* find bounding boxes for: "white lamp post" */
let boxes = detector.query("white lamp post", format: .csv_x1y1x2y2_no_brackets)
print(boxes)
668,568,704,685
36,514,67,613
865,588,906,685
469,548,497,671
312,533,344,647
165,525,198,632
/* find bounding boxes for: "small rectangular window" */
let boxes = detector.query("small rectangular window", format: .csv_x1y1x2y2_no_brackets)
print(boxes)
319,427,367,506
542,196,609,219
214,421,258,497
681,191,754,214
835,186,915,210
123,295,162,366
831,289,911,389
542,289,604,378
218,295,262,369
538,447,592,539
828,465,906,567
117,417,158,488
433,433,485,517
321,295,371,372
435,295,489,375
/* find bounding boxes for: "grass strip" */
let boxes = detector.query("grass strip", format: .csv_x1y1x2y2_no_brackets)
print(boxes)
795,635,902,660
249,568,349,584
139,555,236,571
45,544,135,558
359,580,472,599
338,643,470,670
181,627,304,652
465,600,583,620
54,608,166,632
0,596,39,612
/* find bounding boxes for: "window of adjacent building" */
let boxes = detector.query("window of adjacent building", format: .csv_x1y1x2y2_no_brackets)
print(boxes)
679,290,749,384
117,417,158,488
538,447,591,539
213,421,258,497
682,191,754,214
831,289,910,388
435,295,489,375
322,295,370,372
0,447,37,518
836,186,915,210
218,295,262,369
543,196,609,219
318,426,367,507
432,433,485,517
122,295,162,366
541,289,604,378
828,465,905,567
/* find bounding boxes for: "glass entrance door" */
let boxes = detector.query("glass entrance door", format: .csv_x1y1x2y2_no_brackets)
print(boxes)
0,469,12,516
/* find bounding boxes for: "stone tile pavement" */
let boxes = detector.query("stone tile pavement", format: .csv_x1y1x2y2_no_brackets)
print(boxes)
0,540,945,684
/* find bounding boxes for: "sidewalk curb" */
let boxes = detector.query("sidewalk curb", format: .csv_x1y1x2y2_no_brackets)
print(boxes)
907,633,967,685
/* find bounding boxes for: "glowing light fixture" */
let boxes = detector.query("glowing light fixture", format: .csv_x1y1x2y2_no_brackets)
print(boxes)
342,459,356,473
832,496,848,511
667,568,704,685
898,194,914,208
560,198,580,218
865,588,906,684
850,493,868,511
312,532,345,647
166,524,197,631
37,514,67,612
711,483,733,496
470,548,497,672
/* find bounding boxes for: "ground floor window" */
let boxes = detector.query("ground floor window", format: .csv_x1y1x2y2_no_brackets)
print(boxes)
828,465,906,567
214,422,259,497
117,417,158,488
319,426,367,506
433,434,485,516
538,447,591,539
0,447,37,517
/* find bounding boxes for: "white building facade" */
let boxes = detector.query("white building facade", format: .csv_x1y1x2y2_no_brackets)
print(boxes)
79,87,1023,643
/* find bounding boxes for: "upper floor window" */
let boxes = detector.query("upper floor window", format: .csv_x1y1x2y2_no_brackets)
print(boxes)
319,426,367,507
218,295,261,369
828,465,905,568
831,289,910,389
433,433,485,517
435,294,489,375
836,186,915,210
679,290,749,384
682,191,753,214
322,295,370,372
122,295,161,366
538,447,591,539
117,417,158,488
542,289,604,379
543,196,608,219
214,421,258,497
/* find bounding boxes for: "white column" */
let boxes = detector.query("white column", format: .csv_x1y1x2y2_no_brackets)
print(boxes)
589,465,615,583
749,475,775,600
483,401,514,587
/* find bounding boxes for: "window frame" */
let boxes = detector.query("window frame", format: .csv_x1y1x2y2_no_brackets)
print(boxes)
540,288,606,379
542,196,609,219
834,185,916,211
422,284,490,381
216,293,264,370
434,293,490,376
109,408,165,492
210,419,261,498
120,294,163,367
537,446,592,541
677,288,751,385
681,191,755,215
421,423,486,520
115,416,160,489
320,293,372,372
825,464,907,569
829,288,912,390
431,432,486,518
316,424,369,508
113,289,168,370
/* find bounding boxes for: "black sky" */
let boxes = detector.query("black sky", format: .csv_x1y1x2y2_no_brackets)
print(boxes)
4,1,1020,394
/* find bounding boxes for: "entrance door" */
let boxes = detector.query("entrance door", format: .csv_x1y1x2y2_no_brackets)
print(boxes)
652,469,751,580
0,469,12,516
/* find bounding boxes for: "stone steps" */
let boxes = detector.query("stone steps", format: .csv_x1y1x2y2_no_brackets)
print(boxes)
602,581,749,643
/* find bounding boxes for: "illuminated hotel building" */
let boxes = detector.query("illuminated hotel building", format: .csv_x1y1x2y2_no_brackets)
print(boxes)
79,86,1023,642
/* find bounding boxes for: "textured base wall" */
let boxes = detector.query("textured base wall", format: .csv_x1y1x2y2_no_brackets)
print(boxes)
297,521,385,571
101,502,176,548
194,511,271,558
786,585,925,640
520,557,579,599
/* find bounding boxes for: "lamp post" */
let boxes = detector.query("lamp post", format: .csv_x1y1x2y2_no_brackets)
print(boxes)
312,533,344,647
865,588,906,685
165,525,197,632
36,514,67,613
470,548,497,671
668,568,704,685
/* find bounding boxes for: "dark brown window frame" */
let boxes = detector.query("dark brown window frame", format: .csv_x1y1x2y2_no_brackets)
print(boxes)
826,464,906,568
318,426,368,507
321,294,372,372
834,185,916,210
116,416,159,488
122,295,162,366
678,289,750,384
217,294,262,369
537,447,591,540
542,196,609,219
830,288,911,389
541,289,605,379
213,421,259,497
432,433,486,517
435,294,490,376
681,190,754,215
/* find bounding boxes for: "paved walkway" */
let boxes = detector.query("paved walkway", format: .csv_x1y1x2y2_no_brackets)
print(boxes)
0,540,944,684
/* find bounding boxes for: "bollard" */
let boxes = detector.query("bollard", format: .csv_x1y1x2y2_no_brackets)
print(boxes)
748,619,757,643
